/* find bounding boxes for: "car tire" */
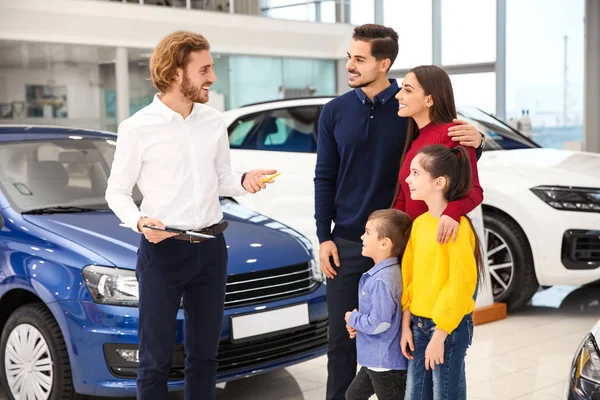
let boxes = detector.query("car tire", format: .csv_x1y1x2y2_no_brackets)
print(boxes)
0,303,86,400
483,212,539,310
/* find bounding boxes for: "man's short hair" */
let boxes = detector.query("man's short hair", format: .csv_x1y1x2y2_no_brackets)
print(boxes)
352,24,399,71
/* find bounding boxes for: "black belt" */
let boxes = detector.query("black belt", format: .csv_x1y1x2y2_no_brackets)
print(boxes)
172,221,228,243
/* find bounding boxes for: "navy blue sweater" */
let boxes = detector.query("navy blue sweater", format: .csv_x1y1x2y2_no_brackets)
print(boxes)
314,81,407,243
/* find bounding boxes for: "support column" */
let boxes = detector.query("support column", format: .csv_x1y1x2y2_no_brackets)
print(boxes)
432,0,442,66
495,0,506,120
336,59,348,95
336,0,350,24
115,47,130,125
584,0,600,152
374,0,384,25
315,0,322,22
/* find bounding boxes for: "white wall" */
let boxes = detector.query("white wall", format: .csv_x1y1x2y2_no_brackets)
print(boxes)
0,64,103,128
0,0,353,60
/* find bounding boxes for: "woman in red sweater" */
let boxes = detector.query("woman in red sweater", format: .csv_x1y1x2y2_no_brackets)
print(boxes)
392,65,483,243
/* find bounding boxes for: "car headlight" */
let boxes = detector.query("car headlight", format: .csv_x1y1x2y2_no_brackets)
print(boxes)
82,265,139,307
569,333,600,399
530,186,600,212
309,258,324,283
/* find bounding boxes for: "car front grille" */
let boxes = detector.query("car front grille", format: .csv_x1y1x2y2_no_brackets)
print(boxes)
225,262,318,308
562,230,600,269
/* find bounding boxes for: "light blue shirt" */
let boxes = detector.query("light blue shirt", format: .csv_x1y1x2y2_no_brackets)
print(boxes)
348,257,408,370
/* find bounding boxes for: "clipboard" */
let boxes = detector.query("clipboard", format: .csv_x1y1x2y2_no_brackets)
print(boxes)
142,225,216,239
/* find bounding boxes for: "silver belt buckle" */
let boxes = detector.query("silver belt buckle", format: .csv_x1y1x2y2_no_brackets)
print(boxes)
189,235,203,244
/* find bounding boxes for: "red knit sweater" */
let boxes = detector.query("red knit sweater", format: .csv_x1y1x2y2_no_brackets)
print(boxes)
393,122,483,221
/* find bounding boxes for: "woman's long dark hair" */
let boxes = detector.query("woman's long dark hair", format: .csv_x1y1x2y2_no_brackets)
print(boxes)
391,65,458,207
418,144,485,289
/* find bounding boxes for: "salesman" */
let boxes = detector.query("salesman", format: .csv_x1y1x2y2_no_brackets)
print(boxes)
105,30,276,400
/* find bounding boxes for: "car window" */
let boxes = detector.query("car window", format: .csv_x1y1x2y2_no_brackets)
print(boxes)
229,113,264,148
229,107,319,153
0,139,143,212
457,106,539,151
258,107,319,153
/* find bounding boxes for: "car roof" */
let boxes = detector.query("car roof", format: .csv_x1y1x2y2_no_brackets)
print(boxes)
0,124,116,142
222,97,334,122
241,96,336,108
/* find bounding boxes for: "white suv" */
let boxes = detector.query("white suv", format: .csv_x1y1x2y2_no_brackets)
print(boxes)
224,97,600,309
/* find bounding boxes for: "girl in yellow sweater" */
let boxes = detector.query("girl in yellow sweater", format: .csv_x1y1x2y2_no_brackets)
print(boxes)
399,144,485,400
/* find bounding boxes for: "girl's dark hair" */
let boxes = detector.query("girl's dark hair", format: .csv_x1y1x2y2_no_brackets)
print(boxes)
418,144,485,289
391,65,457,207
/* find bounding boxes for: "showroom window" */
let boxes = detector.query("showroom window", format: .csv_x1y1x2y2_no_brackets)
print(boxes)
450,72,496,115
441,0,496,66
506,0,584,149
265,0,318,22
262,0,375,24
384,0,432,70
228,56,335,109
0,40,114,131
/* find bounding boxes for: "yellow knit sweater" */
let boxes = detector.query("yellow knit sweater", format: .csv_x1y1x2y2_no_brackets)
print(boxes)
401,212,478,334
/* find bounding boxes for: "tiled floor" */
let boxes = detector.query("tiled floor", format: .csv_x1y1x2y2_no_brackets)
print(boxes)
1,284,597,399
213,284,599,400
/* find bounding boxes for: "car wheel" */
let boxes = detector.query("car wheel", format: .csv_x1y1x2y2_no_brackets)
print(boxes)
0,303,85,400
483,212,539,309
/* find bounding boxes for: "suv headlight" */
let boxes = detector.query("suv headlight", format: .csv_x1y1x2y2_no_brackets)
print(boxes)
569,333,600,399
309,258,324,283
531,186,600,212
82,265,139,307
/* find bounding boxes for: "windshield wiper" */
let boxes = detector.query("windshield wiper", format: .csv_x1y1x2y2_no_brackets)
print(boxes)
21,206,97,215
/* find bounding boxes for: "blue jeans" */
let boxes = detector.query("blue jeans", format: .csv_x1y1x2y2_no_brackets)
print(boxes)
405,315,473,400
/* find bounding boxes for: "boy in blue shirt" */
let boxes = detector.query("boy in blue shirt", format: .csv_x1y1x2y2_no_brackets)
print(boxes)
344,209,412,400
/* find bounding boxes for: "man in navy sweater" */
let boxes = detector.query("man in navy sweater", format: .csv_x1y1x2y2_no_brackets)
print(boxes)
314,24,484,400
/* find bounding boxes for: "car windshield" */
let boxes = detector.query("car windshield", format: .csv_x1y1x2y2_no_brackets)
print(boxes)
457,106,540,151
0,138,143,212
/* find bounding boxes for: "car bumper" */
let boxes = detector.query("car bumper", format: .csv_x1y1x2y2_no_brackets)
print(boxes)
526,209,600,286
57,283,327,396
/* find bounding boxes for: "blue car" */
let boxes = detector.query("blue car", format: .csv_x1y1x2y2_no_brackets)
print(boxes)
0,125,327,398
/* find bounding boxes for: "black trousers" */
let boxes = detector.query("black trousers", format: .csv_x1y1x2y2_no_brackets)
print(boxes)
346,367,407,400
135,234,228,400
326,236,374,400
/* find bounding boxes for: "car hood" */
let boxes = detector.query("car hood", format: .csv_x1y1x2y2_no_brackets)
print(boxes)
22,202,313,274
480,148,600,187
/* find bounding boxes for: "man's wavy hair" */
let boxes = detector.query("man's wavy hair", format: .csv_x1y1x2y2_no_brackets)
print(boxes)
150,31,210,93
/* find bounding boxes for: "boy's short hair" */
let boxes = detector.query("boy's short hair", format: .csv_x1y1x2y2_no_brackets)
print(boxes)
368,209,412,257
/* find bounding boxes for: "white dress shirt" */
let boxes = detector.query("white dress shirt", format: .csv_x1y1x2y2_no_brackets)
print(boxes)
106,94,247,231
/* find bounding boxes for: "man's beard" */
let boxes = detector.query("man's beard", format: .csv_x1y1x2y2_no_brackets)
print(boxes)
181,72,208,104
348,74,377,89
